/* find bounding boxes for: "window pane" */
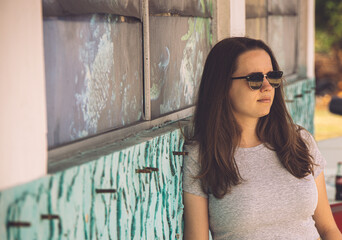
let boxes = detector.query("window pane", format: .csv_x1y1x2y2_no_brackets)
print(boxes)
246,17,267,42
149,16,211,118
44,14,143,148
268,16,297,75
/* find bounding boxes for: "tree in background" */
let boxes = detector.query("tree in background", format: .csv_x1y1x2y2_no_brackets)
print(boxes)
315,0,342,94
316,0,342,52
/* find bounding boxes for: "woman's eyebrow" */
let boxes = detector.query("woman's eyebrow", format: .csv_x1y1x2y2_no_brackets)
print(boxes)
246,70,273,75
243,71,262,75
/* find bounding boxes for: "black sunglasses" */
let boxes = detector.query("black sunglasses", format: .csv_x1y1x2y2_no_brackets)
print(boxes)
231,70,283,90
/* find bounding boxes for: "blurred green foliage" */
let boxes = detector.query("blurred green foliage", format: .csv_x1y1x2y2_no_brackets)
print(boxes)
315,0,342,53
315,29,334,53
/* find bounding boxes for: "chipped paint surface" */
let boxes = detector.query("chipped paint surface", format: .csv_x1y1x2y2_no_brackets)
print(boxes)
284,78,316,134
0,129,185,240
43,0,141,18
75,17,114,137
150,17,211,118
179,18,207,105
149,0,213,17
44,14,143,148
151,47,170,101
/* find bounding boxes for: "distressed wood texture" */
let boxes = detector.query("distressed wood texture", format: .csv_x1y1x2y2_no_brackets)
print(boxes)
149,0,213,17
43,0,141,18
150,17,211,118
44,14,144,148
285,78,316,134
0,129,184,240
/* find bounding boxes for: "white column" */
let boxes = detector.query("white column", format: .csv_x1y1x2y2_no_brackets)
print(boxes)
306,0,315,79
215,0,246,42
0,0,47,190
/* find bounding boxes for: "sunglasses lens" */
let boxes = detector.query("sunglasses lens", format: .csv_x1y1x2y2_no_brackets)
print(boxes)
247,73,264,90
267,71,283,88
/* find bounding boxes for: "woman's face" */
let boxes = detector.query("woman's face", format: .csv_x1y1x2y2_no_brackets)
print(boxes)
229,49,275,123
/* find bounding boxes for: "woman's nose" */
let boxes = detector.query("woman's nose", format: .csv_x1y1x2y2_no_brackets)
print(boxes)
260,76,272,91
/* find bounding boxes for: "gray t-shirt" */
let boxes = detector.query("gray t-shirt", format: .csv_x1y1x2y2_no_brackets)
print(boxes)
182,130,326,240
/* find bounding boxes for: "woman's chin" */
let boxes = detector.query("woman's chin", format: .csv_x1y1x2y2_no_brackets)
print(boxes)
259,111,271,117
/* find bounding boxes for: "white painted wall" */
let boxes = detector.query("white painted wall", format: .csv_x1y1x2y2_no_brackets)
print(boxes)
0,0,47,190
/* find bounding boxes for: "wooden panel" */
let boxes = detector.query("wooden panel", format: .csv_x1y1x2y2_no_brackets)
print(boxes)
0,129,185,240
246,17,267,42
43,0,141,18
284,78,315,134
268,16,297,76
149,0,212,17
149,16,211,118
246,0,267,18
44,14,143,148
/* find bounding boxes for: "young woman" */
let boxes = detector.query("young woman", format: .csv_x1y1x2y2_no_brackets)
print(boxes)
183,37,341,240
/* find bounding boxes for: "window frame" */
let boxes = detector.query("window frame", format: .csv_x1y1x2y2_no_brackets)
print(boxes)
47,0,217,172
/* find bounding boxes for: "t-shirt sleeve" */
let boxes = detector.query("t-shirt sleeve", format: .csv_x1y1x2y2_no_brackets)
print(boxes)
300,129,327,179
182,144,208,198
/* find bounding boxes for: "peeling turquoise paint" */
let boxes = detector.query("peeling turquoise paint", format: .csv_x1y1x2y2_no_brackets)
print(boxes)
0,129,185,240
284,78,316,134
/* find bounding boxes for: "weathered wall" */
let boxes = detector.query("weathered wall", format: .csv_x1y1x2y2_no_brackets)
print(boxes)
44,1,213,149
0,128,185,240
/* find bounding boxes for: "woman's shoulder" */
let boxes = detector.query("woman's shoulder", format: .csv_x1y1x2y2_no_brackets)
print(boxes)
296,125,326,177
296,125,315,145
184,141,199,153
183,141,200,164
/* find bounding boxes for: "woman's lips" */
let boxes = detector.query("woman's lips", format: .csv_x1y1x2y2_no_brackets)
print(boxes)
257,98,271,103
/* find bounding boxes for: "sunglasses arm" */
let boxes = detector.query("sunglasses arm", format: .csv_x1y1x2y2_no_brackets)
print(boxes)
231,76,248,80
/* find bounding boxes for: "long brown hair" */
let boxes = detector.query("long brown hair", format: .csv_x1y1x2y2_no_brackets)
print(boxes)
191,37,315,199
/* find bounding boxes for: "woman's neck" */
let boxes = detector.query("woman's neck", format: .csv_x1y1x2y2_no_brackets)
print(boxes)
236,117,261,148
